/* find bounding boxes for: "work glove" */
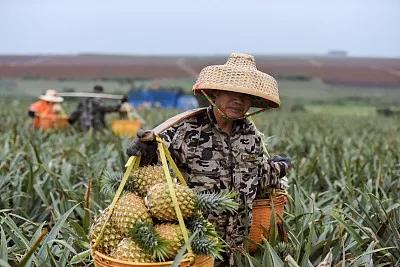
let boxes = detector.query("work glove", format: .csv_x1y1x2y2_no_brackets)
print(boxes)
269,154,292,169
126,129,158,165
265,154,292,189
28,110,35,118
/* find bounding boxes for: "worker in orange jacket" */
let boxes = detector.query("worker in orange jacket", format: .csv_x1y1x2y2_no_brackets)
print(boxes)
28,89,67,130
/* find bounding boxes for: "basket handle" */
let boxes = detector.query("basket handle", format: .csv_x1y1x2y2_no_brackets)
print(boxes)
156,135,195,264
92,155,141,250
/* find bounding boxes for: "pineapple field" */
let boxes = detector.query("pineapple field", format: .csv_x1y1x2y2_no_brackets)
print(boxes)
1,90,400,267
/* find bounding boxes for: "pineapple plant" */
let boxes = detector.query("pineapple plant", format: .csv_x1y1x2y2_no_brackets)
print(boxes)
130,165,166,196
146,182,239,221
89,207,123,255
111,237,152,262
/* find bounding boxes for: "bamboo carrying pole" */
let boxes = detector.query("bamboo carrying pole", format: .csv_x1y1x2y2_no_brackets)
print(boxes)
59,92,124,99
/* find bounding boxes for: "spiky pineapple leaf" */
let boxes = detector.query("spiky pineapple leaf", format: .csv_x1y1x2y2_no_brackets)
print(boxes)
196,190,239,214
171,230,199,267
130,221,169,262
191,235,225,261
187,216,218,238
100,169,136,196
100,170,122,196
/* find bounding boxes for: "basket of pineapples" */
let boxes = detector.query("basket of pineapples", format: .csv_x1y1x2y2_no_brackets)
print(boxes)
89,136,238,266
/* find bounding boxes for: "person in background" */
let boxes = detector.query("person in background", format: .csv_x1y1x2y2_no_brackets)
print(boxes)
119,95,145,124
126,53,292,266
68,85,121,131
28,89,66,130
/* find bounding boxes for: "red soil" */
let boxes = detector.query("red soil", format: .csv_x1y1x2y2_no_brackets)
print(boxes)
0,55,399,87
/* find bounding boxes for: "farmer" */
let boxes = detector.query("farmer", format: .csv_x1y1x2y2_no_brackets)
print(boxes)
126,53,291,266
68,85,122,131
28,89,67,130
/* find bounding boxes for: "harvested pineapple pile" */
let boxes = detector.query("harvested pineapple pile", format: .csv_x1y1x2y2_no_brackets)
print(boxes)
90,164,238,264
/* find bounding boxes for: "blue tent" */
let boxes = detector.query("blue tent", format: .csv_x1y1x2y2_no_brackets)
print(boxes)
176,95,199,110
128,89,198,110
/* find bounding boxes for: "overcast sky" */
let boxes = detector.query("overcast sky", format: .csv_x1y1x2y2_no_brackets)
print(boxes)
1,0,399,57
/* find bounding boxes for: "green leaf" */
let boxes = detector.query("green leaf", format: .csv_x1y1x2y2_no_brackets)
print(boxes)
0,226,7,261
19,222,47,267
36,204,79,261
171,231,198,267
2,214,30,249
0,259,12,267
331,211,363,244
70,249,91,264
284,254,301,267
265,242,284,267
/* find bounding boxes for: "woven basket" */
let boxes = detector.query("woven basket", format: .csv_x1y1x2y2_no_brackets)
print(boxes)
93,250,214,267
111,119,142,137
248,194,287,252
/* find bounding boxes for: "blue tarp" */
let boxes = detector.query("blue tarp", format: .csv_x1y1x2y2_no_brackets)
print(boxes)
128,89,198,110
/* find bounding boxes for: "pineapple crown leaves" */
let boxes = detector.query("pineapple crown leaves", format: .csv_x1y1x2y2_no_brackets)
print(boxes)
100,169,135,195
187,216,219,238
100,170,121,196
191,235,225,261
195,190,239,215
130,221,169,262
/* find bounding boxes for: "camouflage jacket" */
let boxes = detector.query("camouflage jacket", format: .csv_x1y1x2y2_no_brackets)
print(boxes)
160,107,289,251
69,98,120,131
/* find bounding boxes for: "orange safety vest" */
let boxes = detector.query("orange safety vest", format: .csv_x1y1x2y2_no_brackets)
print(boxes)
29,100,60,129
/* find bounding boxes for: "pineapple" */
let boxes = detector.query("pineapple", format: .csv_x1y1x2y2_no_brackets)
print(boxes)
146,183,238,221
146,183,196,221
130,221,170,262
111,237,152,262
112,192,152,236
89,207,123,255
155,223,185,260
130,165,166,196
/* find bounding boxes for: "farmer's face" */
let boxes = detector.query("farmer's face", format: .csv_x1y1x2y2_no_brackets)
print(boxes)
214,91,252,119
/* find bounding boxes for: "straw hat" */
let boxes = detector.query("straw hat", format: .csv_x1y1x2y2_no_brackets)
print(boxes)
39,89,64,103
193,53,280,108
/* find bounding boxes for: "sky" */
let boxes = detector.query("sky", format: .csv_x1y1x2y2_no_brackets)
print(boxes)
1,0,399,58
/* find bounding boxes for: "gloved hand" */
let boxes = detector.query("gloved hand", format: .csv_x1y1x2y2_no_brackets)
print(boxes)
28,110,35,118
269,154,292,169
126,129,158,165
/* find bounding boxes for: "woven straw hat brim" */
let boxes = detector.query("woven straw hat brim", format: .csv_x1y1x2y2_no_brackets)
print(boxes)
195,85,279,109
39,95,64,103
193,65,280,109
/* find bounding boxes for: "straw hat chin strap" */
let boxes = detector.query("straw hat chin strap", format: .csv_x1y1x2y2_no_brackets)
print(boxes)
200,90,267,120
